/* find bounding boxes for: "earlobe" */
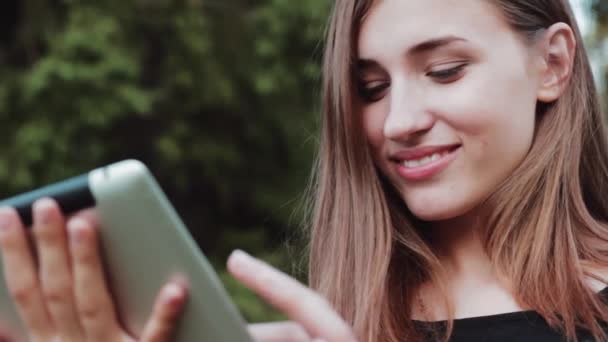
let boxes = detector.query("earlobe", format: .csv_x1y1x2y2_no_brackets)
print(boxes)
536,23,576,103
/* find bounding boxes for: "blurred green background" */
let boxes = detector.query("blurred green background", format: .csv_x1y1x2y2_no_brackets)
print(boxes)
0,0,606,323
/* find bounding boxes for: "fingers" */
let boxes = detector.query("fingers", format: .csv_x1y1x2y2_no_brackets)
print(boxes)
1,200,136,342
0,331,15,342
32,199,83,339
0,207,53,340
0,322,16,342
140,283,187,342
248,321,310,342
68,217,120,340
227,251,355,342
67,208,98,229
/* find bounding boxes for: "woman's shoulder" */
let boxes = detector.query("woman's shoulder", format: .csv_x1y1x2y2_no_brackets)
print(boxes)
413,284,608,341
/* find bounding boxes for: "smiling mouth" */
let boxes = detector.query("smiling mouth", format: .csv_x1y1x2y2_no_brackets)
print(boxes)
391,145,461,181
401,148,455,169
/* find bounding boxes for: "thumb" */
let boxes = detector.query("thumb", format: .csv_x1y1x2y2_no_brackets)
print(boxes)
139,283,188,342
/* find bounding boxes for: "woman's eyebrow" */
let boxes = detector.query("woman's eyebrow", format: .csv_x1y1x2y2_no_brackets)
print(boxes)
407,35,469,57
357,35,470,67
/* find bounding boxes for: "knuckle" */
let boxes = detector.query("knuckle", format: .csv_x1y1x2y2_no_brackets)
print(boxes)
267,288,291,308
9,281,38,306
42,283,72,304
248,322,309,341
277,286,299,306
0,225,18,247
256,270,281,295
75,249,96,266
30,334,55,342
327,327,356,342
78,303,103,322
281,323,309,340
159,303,181,322
256,268,276,288
142,318,175,342
317,296,335,311
0,227,12,245
32,220,56,240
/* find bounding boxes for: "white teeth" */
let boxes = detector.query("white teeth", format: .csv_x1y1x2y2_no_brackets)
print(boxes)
402,151,447,169
404,160,420,168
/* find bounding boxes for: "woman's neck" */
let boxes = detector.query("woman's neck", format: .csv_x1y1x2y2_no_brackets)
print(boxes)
414,213,526,321
428,213,493,279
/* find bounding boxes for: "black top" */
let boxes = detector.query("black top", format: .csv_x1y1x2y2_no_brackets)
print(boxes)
413,287,608,341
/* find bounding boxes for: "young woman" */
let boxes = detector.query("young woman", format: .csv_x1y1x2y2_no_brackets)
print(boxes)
1,0,607,341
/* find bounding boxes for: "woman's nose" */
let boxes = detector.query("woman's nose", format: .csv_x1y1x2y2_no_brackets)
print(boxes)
383,85,435,141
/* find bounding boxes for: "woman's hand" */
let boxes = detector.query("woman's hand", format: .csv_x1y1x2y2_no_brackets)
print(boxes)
228,251,356,342
0,197,355,342
0,198,187,342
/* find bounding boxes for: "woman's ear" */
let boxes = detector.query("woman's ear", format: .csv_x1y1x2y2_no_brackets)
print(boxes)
536,23,576,103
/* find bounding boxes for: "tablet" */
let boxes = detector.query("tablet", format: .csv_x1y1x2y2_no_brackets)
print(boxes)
0,160,253,341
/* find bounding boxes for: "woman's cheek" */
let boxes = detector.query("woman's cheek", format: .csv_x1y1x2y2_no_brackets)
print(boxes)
362,105,388,148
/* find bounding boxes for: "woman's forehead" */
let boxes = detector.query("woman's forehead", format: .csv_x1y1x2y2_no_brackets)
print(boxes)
357,0,511,60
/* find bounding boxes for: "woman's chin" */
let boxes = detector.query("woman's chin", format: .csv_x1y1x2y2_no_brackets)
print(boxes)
411,209,462,222
407,199,479,222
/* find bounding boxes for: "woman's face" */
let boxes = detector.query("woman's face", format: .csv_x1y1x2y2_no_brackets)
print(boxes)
358,0,543,221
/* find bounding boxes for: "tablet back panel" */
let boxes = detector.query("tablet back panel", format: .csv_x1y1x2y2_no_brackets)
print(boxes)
0,160,252,341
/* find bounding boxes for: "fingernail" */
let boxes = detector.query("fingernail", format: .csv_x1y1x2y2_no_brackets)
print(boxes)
68,218,88,243
228,249,254,272
33,198,54,224
163,283,185,304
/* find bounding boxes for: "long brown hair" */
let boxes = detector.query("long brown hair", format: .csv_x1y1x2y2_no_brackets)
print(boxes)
307,0,608,341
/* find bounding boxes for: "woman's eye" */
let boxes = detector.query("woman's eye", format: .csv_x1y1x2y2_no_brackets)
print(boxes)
426,63,468,83
358,81,390,103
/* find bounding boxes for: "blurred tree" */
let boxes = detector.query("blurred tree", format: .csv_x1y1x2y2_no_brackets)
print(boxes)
591,0,607,107
592,0,607,33
1,0,606,328
0,0,331,321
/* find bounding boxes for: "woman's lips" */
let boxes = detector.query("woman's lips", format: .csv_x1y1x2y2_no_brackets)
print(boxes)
392,145,461,181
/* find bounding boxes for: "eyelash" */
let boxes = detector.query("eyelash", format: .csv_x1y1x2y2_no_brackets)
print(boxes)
426,63,468,82
358,82,390,103
358,63,468,103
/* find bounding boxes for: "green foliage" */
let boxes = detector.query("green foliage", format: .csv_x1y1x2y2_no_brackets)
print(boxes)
5,0,604,326
591,0,608,108
0,0,330,322
592,0,608,35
